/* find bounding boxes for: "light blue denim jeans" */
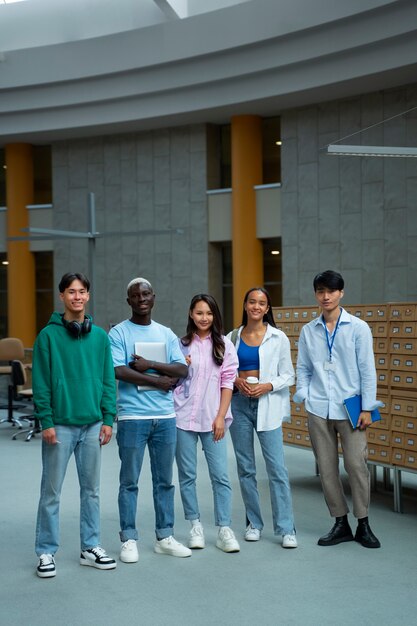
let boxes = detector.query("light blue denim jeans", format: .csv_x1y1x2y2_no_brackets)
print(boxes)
176,428,233,527
117,418,177,541
230,393,295,535
35,421,102,556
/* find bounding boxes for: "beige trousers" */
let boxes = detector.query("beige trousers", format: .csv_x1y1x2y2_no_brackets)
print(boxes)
307,413,370,519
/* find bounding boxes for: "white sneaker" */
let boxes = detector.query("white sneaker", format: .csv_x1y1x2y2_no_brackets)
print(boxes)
154,536,192,558
37,553,56,578
188,523,205,549
245,524,261,542
216,527,240,553
120,539,139,563
282,533,298,548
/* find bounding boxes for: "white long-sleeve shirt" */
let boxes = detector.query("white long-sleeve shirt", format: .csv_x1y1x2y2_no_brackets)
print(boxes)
228,324,295,431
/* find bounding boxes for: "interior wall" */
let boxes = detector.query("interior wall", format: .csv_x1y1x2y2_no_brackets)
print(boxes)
281,82,417,306
51,124,209,335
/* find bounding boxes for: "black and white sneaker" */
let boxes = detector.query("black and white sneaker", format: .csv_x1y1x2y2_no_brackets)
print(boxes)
37,553,56,578
80,546,117,570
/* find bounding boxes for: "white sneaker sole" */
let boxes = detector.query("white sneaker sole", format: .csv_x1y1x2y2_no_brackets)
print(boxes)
154,544,192,558
120,553,139,563
80,557,117,569
216,540,240,553
37,569,56,578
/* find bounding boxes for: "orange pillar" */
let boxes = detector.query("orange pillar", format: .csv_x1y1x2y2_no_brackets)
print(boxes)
5,144,37,347
231,115,264,327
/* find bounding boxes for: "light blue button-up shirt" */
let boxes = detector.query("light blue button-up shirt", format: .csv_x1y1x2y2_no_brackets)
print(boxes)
293,308,381,420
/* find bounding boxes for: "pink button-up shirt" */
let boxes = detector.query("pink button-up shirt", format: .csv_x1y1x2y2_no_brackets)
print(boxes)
173,334,238,432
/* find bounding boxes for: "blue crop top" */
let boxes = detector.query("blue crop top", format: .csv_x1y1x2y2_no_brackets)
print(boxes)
237,337,260,371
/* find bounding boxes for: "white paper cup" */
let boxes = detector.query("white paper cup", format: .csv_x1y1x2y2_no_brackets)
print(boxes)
246,376,259,388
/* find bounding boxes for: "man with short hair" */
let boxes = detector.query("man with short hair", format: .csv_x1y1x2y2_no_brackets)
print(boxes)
33,272,117,578
294,270,381,548
109,278,191,561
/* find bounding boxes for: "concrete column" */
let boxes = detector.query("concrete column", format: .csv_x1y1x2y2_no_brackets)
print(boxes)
5,143,36,347
231,115,263,326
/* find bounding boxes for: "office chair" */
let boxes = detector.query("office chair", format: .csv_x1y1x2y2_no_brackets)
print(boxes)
9,360,40,441
0,337,25,369
0,338,28,427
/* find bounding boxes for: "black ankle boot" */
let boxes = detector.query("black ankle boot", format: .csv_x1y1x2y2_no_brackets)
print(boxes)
318,516,354,546
355,518,381,548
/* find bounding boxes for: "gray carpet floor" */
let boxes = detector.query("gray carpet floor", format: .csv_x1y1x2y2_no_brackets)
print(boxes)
1,409,416,626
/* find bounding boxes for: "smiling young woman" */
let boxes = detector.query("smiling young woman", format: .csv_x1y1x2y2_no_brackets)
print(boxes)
227,286,298,548
173,294,241,553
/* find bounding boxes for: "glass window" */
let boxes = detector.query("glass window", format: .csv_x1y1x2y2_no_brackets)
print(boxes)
221,242,233,332
0,251,53,336
33,145,52,205
220,125,231,189
219,237,282,332
0,145,52,206
262,237,282,306
0,149,5,207
35,251,53,333
262,117,281,185
210,117,281,191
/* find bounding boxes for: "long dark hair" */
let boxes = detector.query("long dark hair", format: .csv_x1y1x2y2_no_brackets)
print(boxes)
241,286,276,328
181,294,225,366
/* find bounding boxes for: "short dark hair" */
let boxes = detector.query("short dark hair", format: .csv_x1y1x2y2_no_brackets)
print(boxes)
241,286,276,328
313,270,344,292
58,272,90,293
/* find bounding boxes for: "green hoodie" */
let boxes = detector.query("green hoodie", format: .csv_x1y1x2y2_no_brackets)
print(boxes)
32,311,116,430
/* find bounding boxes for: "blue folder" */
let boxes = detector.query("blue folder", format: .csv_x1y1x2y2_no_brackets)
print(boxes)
343,394,381,429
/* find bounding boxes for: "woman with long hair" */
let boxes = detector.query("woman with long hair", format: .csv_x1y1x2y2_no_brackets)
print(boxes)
228,287,297,547
174,294,240,553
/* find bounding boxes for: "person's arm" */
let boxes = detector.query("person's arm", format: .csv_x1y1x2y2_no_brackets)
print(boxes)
356,323,380,430
250,332,294,398
226,327,254,396
32,335,57,443
98,338,117,444
115,365,175,392
109,325,185,392
129,355,187,379
212,339,238,437
219,338,239,390
293,328,313,404
270,334,295,391
100,338,117,428
212,388,233,441
129,329,188,380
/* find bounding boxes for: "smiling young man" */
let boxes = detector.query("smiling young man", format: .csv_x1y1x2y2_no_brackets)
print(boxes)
33,272,117,578
294,270,381,549
108,277,191,562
